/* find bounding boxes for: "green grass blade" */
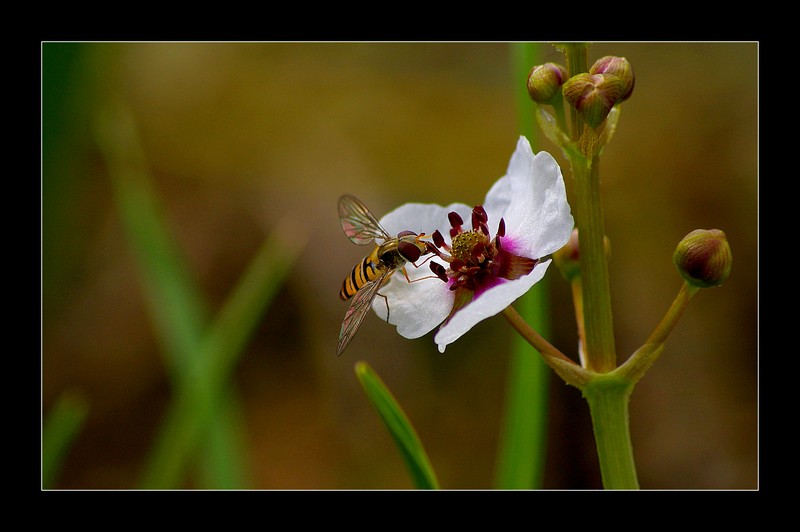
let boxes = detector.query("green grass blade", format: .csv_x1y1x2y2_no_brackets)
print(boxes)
494,42,551,490
494,288,551,489
42,391,89,488
355,361,440,490
94,97,301,488
196,389,251,489
512,42,540,148
139,217,308,488
94,98,209,372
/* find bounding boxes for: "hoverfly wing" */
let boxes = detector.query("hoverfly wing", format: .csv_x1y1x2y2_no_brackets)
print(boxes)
337,271,390,356
339,194,391,245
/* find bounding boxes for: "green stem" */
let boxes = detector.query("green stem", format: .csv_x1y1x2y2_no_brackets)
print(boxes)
583,375,639,489
556,43,616,373
571,153,616,372
502,306,591,389
644,281,699,346
616,281,698,383
557,43,635,489
569,276,587,366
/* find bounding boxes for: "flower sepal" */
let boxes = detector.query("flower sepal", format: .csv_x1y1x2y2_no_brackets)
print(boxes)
596,105,620,155
536,106,579,159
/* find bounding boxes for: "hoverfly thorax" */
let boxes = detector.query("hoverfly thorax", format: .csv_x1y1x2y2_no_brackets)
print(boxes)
378,230,426,268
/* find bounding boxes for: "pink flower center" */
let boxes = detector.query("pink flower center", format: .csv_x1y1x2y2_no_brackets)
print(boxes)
427,205,538,299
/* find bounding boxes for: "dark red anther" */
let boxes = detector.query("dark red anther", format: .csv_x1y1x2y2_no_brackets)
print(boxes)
450,258,465,271
397,230,417,237
497,217,505,237
448,211,463,229
432,229,446,248
472,206,489,235
430,262,449,283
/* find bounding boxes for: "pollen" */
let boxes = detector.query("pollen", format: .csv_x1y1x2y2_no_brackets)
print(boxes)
450,230,488,263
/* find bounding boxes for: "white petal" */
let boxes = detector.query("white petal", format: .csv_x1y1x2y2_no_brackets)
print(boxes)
434,259,552,352
379,201,471,242
487,136,574,259
372,262,453,339
370,202,465,339
481,136,532,222
482,176,512,225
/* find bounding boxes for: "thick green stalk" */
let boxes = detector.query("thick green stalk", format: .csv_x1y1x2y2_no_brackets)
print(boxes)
557,43,635,489
557,43,617,372
572,154,616,372
583,375,639,489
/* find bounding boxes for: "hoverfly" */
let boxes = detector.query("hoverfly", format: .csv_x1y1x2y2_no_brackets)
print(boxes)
337,194,431,356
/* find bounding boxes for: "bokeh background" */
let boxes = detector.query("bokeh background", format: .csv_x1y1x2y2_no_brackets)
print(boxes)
42,42,758,489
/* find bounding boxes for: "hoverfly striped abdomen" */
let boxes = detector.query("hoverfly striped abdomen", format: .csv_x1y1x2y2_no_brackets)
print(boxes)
339,249,382,301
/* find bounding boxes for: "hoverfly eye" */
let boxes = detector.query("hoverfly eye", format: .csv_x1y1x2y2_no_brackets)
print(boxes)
397,240,422,262
397,230,417,237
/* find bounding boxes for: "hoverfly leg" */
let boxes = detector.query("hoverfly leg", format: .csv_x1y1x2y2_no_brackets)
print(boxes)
377,292,390,323
402,264,448,284
412,254,436,268
401,266,413,283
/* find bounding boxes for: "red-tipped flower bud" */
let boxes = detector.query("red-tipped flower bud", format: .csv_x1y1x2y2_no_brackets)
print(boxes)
673,229,732,288
527,62,568,104
590,56,635,102
562,73,625,128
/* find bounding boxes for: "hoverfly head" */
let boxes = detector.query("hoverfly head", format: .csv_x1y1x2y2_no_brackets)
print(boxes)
399,229,435,262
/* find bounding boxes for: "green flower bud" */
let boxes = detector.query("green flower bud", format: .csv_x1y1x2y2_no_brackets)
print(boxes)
562,73,625,128
673,229,732,288
590,56,635,102
527,62,568,104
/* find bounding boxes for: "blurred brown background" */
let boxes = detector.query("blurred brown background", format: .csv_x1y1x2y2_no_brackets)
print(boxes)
42,42,758,489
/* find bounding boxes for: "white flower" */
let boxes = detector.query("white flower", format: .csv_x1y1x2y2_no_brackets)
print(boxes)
374,136,574,353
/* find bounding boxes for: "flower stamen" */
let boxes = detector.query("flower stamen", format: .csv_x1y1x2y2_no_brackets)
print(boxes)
448,212,464,239
429,206,538,301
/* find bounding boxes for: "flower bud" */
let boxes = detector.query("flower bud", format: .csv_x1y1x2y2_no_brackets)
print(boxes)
590,56,635,102
527,62,568,104
562,73,625,128
673,229,732,288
